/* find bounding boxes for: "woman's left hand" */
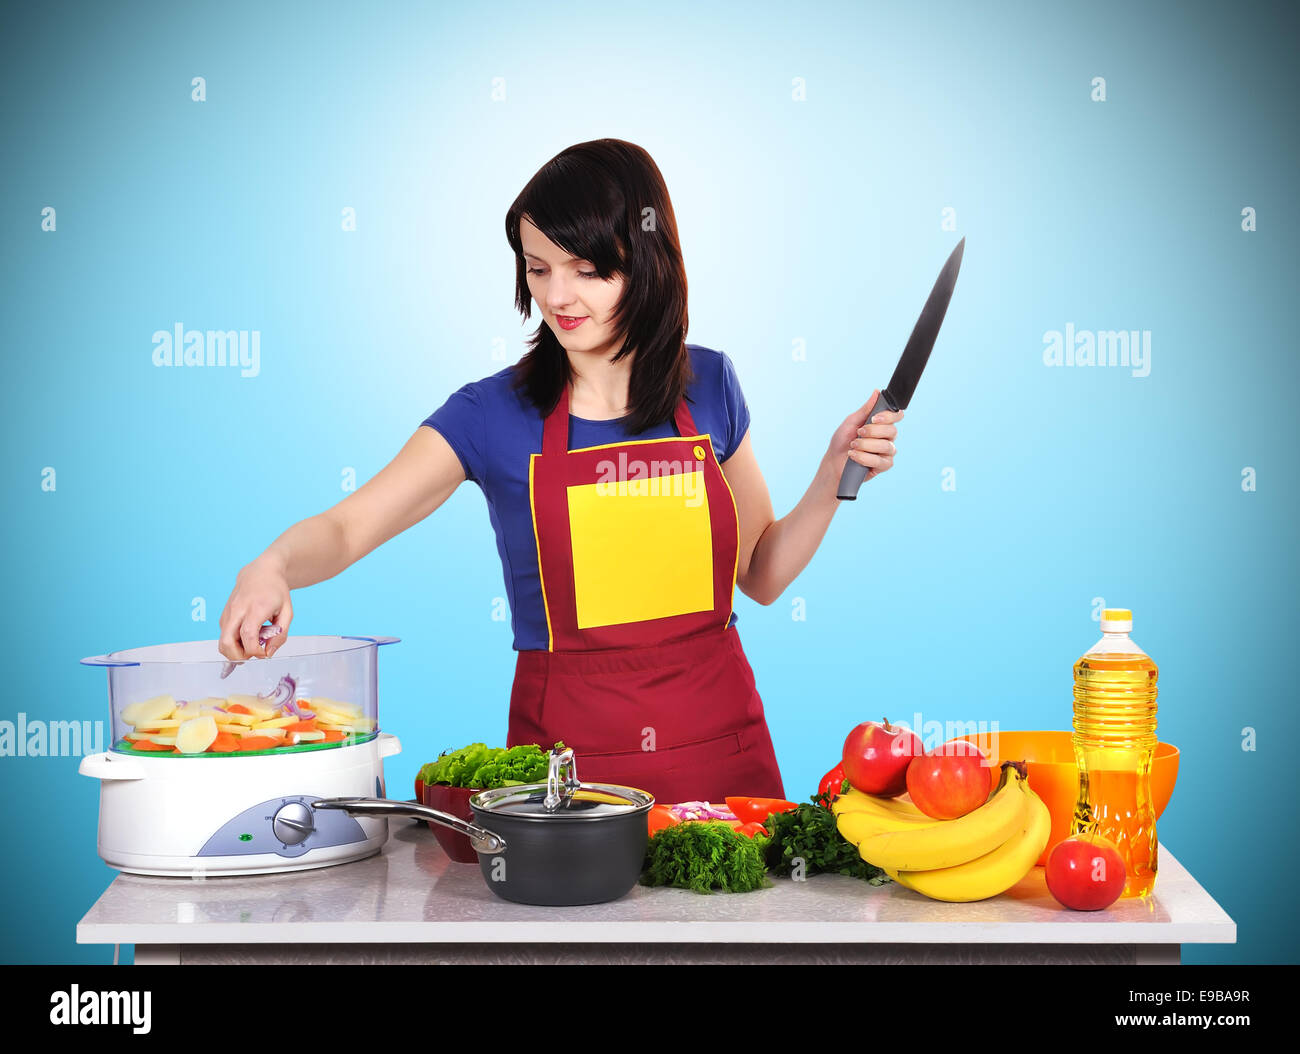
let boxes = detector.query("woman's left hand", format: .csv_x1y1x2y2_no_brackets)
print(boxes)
827,389,903,485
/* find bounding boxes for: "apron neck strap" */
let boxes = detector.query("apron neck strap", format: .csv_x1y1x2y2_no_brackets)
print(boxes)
542,382,699,455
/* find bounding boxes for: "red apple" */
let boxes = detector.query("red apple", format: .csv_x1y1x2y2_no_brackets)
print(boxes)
1046,835,1126,910
905,739,991,819
841,719,924,796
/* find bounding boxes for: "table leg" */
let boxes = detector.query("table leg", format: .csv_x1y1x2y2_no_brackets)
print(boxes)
1135,944,1181,965
132,945,180,965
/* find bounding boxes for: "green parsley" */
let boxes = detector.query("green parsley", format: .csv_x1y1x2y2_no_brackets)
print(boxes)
640,821,772,894
763,793,890,884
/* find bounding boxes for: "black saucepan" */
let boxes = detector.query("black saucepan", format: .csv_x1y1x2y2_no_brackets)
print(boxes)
312,748,653,906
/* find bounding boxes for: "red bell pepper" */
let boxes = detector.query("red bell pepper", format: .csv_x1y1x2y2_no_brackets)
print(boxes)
818,763,847,807
724,796,797,825
647,804,681,837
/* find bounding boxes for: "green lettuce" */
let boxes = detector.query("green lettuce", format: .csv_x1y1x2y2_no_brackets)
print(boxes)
417,741,565,789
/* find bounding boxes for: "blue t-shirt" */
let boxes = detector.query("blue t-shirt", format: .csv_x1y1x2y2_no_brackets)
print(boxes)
421,344,751,651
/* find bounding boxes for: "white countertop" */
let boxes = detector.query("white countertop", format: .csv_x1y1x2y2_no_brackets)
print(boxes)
77,820,1236,947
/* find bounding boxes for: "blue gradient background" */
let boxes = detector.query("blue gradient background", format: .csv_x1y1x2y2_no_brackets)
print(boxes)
2,0,1295,964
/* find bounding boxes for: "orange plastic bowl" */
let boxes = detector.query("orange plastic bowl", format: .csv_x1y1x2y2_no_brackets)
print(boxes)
955,730,1178,867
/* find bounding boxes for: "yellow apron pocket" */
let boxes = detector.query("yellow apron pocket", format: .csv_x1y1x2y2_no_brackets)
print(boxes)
566,470,714,629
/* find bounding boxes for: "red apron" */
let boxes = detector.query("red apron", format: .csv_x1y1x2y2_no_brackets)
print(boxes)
506,382,785,805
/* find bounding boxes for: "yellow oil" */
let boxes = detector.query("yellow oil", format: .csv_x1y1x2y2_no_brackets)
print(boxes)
1071,651,1159,897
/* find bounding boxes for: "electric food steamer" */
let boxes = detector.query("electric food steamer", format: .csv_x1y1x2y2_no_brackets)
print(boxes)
79,635,402,876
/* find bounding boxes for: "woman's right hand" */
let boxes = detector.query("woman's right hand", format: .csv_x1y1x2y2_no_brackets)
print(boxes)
212,424,468,664
219,556,293,662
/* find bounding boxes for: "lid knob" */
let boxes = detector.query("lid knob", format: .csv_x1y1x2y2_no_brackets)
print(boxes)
543,747,581,811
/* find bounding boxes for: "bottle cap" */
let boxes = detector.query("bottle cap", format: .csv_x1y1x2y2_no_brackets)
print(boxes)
1100,608,1133,632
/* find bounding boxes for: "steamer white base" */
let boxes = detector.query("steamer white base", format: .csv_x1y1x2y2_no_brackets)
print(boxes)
80,732,402,877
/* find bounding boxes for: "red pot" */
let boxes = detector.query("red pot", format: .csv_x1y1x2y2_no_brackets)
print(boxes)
420,783,483,863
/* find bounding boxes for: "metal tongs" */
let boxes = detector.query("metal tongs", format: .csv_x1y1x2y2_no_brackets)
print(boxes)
543,747,582,812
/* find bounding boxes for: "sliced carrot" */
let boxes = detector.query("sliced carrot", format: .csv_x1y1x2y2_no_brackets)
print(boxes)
130,739,173,751
226,703,252,715
321,729,344,742
208,732,240,753
237,736,282,752
285,719,317,733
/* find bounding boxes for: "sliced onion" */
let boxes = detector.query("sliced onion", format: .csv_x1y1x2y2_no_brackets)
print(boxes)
669,801,737,822
260,673,298,712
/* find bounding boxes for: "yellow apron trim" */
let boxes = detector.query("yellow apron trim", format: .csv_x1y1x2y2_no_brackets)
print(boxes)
566,432,713,455
713,434,742,628
527,452,555,652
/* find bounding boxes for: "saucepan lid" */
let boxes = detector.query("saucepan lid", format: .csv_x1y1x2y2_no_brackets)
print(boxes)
470,747,653,821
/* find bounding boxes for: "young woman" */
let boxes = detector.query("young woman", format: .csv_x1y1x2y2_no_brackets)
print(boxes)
219,139,902,803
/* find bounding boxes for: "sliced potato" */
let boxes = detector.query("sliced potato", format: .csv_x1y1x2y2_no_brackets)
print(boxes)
217,711,258,726
120,694,177,727
251,716,296,730
169,703,208,725
225,694,279,720
176,716,219,754
131,718,184,731
239,726,286,740
214,722,249,735
310,697,362,719
317,720,375,734
139,734,177,746
314,705,372,724
289,731,326,744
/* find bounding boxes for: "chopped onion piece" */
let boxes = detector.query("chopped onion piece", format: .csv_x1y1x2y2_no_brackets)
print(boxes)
669,801,737,822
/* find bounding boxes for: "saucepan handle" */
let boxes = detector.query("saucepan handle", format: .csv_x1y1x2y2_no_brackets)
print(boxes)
310,796,506,855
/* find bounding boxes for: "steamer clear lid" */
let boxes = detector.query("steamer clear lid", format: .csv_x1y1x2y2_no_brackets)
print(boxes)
81,635,397,758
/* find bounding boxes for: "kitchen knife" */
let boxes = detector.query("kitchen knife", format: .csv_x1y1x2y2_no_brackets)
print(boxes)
837,237,965,500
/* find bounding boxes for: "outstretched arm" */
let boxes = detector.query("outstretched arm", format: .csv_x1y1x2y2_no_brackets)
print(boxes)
218,426,466,661
725,390,902,606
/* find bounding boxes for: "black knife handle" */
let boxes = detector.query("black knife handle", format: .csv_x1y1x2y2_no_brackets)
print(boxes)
836,389,898,500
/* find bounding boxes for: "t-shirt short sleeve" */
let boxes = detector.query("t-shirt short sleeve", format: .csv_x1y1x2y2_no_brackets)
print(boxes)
421,382,487,485
717,350,751,461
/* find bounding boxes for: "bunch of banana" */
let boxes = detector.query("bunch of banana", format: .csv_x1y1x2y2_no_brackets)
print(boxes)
833,762,1050,902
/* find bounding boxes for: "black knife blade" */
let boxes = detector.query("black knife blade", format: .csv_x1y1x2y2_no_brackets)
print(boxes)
837,237,965,500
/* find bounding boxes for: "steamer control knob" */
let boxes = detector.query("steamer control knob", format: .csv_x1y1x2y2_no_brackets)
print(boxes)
272,801,315,846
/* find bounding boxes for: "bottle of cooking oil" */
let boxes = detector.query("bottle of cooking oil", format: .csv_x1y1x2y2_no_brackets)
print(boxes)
1071,608,1159,897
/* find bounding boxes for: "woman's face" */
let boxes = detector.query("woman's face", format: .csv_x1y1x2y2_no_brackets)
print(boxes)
520,216,625,358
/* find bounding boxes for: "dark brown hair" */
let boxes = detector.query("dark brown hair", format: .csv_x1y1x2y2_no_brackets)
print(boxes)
505,139,692,434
